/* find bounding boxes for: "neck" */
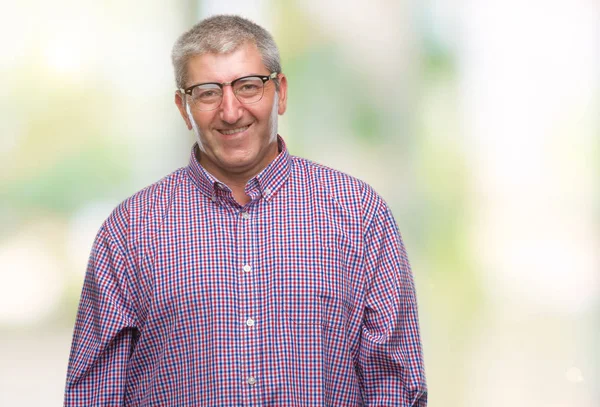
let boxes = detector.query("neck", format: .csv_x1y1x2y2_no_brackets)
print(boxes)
228,181,252,206
196,142,279,206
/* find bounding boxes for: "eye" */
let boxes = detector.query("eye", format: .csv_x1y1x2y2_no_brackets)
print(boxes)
235,78,263,96
192,86,222,101
240,83,259,91
198,90,218,98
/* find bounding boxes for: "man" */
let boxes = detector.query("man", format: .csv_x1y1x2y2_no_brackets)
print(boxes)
64,15,427,406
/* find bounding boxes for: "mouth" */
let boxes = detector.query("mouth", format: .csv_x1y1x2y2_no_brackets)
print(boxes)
218,124,251,136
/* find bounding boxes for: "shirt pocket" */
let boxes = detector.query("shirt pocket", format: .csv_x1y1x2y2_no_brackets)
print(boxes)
281,267,345,331
277,216,351,331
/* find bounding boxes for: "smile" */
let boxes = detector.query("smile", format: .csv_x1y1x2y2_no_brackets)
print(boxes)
219,125,251,135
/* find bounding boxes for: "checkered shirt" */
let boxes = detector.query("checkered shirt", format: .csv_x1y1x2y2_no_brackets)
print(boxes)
64,136,427,406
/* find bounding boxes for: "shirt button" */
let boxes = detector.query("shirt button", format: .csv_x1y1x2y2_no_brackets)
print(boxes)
210,195,217,202
246,318,255,327
242,264,252,273
263,187,271,196
241,211,250,220
247,376,257,386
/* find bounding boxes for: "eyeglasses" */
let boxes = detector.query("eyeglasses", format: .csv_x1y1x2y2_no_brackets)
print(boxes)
181,72,278,111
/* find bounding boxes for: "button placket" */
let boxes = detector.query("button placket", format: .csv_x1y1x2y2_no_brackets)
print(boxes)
235,198,261,402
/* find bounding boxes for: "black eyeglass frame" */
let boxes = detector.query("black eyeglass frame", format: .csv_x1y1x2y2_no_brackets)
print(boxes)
180,72,278,109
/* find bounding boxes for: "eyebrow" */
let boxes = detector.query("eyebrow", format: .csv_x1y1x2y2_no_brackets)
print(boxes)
183,74,272,92
195,73,266,84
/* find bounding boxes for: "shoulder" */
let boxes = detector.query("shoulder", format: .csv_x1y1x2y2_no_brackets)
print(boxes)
290,155,387,224
102,167,188,244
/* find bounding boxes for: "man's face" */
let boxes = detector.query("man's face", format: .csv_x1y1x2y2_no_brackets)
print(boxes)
175,42,288,181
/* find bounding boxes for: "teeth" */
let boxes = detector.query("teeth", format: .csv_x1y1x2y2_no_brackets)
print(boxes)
221,125,249,135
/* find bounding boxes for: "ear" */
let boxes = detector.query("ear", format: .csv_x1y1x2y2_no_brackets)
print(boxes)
175,91,193,130
276,74,288,115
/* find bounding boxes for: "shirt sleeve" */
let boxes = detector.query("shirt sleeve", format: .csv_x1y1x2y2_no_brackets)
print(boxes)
64,225,138,406
358,202,427,406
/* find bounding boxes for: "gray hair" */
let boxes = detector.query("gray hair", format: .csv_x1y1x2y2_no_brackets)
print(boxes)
172,15,281,91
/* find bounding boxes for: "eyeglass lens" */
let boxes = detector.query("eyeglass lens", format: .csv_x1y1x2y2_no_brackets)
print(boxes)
190,77,265,110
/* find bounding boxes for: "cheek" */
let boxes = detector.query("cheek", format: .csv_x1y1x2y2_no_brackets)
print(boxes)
194,113,217,131
252,105,276,125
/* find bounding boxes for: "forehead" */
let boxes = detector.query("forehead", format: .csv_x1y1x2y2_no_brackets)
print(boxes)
186,42,267,85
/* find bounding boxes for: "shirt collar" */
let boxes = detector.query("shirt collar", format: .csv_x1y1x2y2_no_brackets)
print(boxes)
186,135,291,203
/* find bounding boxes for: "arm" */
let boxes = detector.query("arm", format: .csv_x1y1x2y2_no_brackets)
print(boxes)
358,202,427,406
64,225,138,406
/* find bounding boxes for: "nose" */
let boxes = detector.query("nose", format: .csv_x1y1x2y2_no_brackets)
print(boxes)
219,85,244,124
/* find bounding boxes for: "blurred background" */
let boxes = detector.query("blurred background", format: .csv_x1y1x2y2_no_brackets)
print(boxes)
0,0,598,405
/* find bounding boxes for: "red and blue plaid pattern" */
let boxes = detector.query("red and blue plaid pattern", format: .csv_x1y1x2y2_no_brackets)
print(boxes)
65,136,427,406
